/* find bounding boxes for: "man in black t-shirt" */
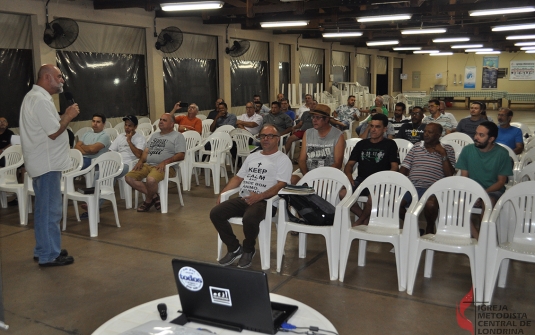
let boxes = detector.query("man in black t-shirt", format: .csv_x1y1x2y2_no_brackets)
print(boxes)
0,117,14,167
343,113,399,226
396,106,426,144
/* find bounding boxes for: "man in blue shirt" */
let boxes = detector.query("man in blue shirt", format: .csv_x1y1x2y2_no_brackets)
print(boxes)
496,107,524,155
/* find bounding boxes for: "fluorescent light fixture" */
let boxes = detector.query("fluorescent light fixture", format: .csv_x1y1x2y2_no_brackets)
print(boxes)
451,44,483,49
507,34,535,40
323,32,363,38
515,41,535,46
466,48,493,52
357,14,411,22
393,47,422,51
160,1,224,11
521,46,535,50
470,7,535,16
413,50,439,54
366,40,399,46
492,23,535,32
260,21,309,28
433,37,470,43
476,51,501,54
430,52,453,56
402,28,447,34
526,50,535,53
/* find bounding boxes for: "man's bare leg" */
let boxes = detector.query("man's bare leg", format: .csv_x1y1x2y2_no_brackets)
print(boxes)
423,196,439,235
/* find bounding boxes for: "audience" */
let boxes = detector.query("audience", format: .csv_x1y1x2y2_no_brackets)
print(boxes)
284,100,316,159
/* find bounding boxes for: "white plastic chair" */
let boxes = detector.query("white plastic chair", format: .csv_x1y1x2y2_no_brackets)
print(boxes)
393,138,413,164
276,167,352,281
497,143,519,189
201,119,213,141
441,132,473,148
62,152,123,237
25,149,83,223
188,132,232,194
440,139,463,161
343,138,361,165
118,160,137,209
104,128,119,142
217,188,278,270
214,124,234,134
516,162,535,182
136,123,153,139
511,122,532,143
74,126,92,142
152,119,160,132
138,117,151,124
180,131,201,191
339,171,418,291
484,181,535,304
114,121,125,134
278,133,290,153
405,176,492,305
0,145,26,225
230,129,257,175
197,114,207,121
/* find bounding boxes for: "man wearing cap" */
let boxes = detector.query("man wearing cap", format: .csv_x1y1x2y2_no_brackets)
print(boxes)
125,113,186,212
109,115,146,177
262,101,294,135
292,104,345,184
456,101,488,139
169,102,202,134
75,113,111,169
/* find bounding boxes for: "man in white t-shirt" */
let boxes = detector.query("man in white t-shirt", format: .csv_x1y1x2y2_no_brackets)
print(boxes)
110,115,146,175
236,102,263,135
211,124,292,268
19,64,79,267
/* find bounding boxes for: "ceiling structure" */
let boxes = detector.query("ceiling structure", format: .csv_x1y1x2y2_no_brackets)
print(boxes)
92,0,535,54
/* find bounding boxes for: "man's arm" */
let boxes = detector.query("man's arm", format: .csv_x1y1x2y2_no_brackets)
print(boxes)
132,148,149,171
75,141,105,155
210,114,221,132
434,143,455,177
399,166,410,176
343,160,356,186
331,133,345,169
48,104,79,140
486,175,508,193
216,175,244,204
154,152,186,173
236,119,260,128
390,162,399,172
514,142,524,155
126,133,144,158
244,180,287,205
359,123,371,139
297,132,308,175
281,126,293,136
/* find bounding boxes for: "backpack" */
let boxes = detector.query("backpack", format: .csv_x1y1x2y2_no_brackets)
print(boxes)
279,193,336,226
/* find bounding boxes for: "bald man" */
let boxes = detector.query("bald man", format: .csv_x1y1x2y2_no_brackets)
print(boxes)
19,64,79,266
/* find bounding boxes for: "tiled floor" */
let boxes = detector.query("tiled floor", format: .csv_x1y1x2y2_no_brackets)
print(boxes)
1,107,534,335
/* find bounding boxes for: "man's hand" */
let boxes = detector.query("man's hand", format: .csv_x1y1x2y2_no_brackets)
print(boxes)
65,104,80,121
346,172,355,187
133,160,144,171
243,192,263,205
126,131,133,142
155,162,167,173
434,143,447,157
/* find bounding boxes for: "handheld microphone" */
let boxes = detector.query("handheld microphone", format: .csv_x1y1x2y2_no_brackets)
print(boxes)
64,92,75,105
157,303,167,320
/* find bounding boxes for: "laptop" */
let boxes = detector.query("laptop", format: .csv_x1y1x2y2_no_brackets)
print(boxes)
171,258,298,335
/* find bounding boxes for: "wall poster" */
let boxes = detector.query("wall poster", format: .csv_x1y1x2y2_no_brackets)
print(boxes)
482,56,498,89
510,60,535,80
464,66,476,89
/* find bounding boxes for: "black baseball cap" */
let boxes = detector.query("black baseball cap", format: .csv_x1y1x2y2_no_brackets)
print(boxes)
123,115,138,126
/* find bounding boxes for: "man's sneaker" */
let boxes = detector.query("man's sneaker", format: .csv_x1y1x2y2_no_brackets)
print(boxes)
218,246,243,266
237,250,256,268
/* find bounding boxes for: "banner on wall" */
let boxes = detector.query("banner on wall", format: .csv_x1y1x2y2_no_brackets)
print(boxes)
510,61,535,80
482,56,498,89
464,66,476,89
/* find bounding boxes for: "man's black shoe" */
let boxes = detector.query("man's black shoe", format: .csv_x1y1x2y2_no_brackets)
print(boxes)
39,255,74,267
34,249,69,262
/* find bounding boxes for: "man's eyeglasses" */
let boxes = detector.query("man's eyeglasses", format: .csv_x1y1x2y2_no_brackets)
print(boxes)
257,134,280,140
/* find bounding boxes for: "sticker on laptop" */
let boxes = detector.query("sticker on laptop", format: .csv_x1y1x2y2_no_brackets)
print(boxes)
209,286,232,307
178,266,203,291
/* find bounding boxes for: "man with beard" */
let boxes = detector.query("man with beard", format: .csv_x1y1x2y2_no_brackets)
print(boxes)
388,102,410,136
496,107,524,155
75,113,111,169
456,121,513,238
396,107,426,144
210,102,237,132
456,101,488,139
331,95,360,131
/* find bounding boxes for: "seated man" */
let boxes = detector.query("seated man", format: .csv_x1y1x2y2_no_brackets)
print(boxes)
331,95,360,131
207,98,224,120
210,124,292,268
456,102,488,139
75,113,111,169
389,102,410,136
343,113,399,226
396,107,426,144
422,99,453,136
125,113,186,212
359,107,395,140
293,104,345,185
236,102,263,135
0,117,14,167
399,123,456,234
262,101,294,136
169,102,202,134
456,121,513,239
296,94,314,119
280,98,295,120
210,102,237,132
496,107,524,155
253,94,271,115
284,100,316,157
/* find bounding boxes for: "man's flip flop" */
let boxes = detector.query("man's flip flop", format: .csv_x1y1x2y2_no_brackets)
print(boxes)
137,200,154,212
154,194,161,211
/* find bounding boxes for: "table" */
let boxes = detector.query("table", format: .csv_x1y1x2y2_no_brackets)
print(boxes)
92,294,338,335
404,95,430,108
430,90,507,108
506,93,535,108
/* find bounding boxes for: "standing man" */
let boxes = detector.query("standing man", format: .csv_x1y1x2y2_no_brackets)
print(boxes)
262,101,293,136
399,123,456,234
423,99,454,135
389,102,410,136
19,64,79,266
396,107,426,144
456,121,513,238
331,95,360,131
125,113,186,212
169,102,202,134
236,102,263,135
207,98,224,120
75,113,111,169
253,95,271,115
293,104,345,184
456,101,488,139
344,113,399,226
496,107,524,155
211,125,292,268
280,98,295,120
296,94,314,119
0,117,14,167
210,102,237,132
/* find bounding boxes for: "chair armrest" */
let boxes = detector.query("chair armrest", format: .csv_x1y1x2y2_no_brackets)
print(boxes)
220,187,240,201
165,161,180,177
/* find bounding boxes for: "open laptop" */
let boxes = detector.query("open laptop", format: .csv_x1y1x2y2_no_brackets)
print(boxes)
171,258,298,335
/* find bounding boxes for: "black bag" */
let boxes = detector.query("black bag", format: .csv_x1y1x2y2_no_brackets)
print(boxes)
280,193,336,226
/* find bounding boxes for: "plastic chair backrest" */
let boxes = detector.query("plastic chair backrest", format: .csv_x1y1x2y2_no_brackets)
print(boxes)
214,125,235,134
354,171,418,228
231,129,256,155
344,138,361,165
74,126,93,141
104,128,118,142
152,120,160,132
93,152,123,191
138,117,151,124
393,138,413,164
64,149,83,174
137,123,153,137
114,121,125,134
497,143,519,164
0,145,23,181
414,176,492,238
442,132,473,148
518,163,535,182
201,119,214,140
511,122,532,138
298,167,352,206
206,132,232,163
519,147,535,169
182,131,201,151
440,140,462,161
197,114,207,121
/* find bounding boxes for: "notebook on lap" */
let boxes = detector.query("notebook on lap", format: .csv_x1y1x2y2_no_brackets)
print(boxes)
171,258,298,335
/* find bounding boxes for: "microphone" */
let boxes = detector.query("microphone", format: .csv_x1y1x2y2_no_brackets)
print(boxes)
64,92,75,105
157,303,167,320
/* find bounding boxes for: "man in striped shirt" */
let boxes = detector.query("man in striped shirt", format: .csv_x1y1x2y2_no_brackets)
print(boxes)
399,123,456,234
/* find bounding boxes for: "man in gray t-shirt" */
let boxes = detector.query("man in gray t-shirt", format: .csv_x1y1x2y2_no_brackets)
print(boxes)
125,113,186,212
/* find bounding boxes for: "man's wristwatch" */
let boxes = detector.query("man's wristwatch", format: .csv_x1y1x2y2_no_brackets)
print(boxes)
441,155,448,162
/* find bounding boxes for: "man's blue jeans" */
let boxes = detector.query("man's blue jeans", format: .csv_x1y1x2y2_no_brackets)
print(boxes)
32,171,62,263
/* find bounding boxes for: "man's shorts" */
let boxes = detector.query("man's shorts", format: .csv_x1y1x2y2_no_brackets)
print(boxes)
352,176,369,196
293,130,305,139
125,163,175,183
